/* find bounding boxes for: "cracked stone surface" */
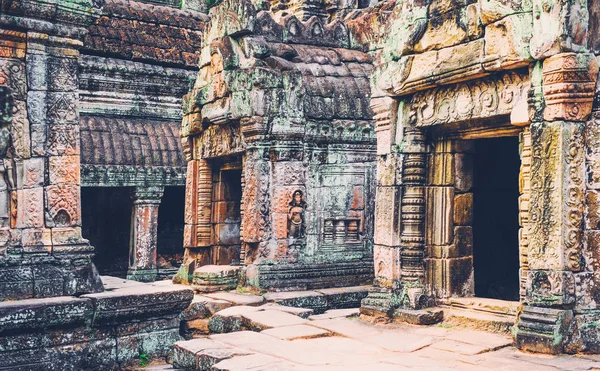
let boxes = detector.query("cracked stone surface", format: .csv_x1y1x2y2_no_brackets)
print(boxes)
170,314,600,370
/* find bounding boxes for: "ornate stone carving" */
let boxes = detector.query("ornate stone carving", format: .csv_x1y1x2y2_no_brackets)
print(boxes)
409,70,530,127
287,190,306,239
529,121,584,272
542,53,599,122
194,123,245,159
399,129,427,281
519,127,532,300
45,185,81,227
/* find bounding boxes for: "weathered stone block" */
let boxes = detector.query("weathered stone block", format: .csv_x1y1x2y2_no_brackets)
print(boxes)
453,193,473,226
426,257,473,298
525,270,575,307
48,155,80,185
425,187,454,246
427,153,454,186
374,186,402,246
16,187,44,228
542,53,598,122
0,296,92,332
478,0,533,25
454,153,473,192
484,13,532,70
16,157,44,189
530,0,589,59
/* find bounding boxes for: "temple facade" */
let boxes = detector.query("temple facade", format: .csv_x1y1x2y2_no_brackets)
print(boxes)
174,0,377,291
352,0,600,355
2,0,600,365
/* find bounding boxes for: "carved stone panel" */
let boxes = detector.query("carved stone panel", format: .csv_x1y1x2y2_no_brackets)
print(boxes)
528,121,584,272
409,70,530,127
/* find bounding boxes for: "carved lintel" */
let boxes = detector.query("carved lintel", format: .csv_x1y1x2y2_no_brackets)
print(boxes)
542,53,598,122
409,70,530,128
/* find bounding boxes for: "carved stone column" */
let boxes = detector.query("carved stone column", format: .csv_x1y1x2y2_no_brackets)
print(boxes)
127,186,164,282
514,52,598,354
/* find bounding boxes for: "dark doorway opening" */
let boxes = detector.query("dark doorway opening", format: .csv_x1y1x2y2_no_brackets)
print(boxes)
157,186,185,279
211,161,242,265
473,136,520,301
82,187,132,277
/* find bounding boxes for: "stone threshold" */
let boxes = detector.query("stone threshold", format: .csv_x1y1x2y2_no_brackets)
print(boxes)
437,297,519,335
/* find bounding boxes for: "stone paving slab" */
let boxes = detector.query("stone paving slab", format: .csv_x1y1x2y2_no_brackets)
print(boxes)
212,354,298,370
242,309,308,330
361,331,435,353
205,292,266,306
429,339,495,356
261,324,331,340
308,308,359,320
259,303,314,318
444,329,512,350
308,317,381,338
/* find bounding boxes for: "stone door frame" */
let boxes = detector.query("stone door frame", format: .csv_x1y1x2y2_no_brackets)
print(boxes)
422,119,528,302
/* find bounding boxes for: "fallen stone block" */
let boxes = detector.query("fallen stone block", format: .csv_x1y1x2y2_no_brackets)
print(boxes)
183,295,232,321
392,308,444,325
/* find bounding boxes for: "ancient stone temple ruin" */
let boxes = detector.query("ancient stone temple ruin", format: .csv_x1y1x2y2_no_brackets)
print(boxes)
356,0,600,355
2,0,600,368
174,0,376,291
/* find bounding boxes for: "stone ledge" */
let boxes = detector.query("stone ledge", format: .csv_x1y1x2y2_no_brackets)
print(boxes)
82,279,194,325
0,296,93,333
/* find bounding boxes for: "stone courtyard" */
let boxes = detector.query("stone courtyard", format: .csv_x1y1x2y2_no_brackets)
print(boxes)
3,0,600,369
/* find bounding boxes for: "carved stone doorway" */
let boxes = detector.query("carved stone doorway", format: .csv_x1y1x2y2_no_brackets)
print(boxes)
472,137,520,301
208,157,242,266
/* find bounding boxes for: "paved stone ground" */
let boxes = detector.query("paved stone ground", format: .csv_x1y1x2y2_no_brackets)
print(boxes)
165,307,600,371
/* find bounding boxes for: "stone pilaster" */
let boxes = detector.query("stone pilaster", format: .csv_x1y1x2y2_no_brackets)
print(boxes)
515,52,598,354
127,186,164,282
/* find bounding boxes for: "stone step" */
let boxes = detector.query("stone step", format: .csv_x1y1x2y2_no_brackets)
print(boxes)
441,307,516,335
262,285,370,314
442,297,519,316
189,265,240,293
208,306,309,333
172,338,252,370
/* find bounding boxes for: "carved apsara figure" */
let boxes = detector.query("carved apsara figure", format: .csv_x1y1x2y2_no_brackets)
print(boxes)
287,190,306,239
